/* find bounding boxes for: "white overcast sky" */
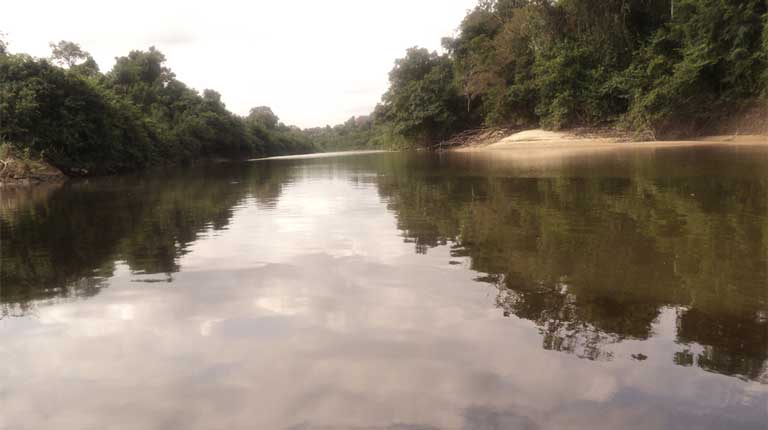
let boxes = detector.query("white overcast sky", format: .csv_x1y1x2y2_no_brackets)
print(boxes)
1,0,477,128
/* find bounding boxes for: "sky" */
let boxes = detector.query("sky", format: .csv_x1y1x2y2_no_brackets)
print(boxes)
1,0,477,128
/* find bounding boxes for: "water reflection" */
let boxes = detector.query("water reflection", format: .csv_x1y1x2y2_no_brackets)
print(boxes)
377,148,768,381
1,147,767,429
1,162,293,314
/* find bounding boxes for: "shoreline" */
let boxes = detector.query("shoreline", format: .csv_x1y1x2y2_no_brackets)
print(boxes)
2,132,765,186
452,129,768,153
0,154,67,187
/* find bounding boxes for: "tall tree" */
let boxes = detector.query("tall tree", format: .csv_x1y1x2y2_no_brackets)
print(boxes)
49,40,89,68
247,106,279,129
381,47,466,146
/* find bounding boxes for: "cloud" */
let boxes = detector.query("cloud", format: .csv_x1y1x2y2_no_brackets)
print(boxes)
142,30,197,47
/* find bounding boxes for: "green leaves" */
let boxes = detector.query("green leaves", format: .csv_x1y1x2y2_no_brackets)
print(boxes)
48,40,88,68
0,54,156,173
622,0,768,136
1,45,317,175
247,106,279,130
377,0,767,142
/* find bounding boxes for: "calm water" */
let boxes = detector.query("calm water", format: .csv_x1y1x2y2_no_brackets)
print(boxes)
1,146,767,430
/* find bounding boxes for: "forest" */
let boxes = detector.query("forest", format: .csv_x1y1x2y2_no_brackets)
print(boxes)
2,0,767,174
0,41,314,175
320,0,768,148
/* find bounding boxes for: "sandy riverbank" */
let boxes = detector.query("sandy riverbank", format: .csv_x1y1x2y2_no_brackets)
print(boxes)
453,129,767,153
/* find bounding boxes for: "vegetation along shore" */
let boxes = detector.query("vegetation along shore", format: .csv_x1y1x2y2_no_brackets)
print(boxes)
2,0,767,183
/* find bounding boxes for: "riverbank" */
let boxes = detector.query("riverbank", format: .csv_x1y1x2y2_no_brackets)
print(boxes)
453,128,768,154
0,150,66,186
453,102,768,153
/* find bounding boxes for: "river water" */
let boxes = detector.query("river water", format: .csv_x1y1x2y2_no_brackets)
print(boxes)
1,146,767,429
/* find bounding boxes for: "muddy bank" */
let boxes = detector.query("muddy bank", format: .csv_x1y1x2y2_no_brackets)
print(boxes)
0,155,67,186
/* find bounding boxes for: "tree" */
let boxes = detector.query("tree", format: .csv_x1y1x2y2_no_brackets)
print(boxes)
763,10,768,95
107,47,177,111
623,0,768,136
0,32,8,55
444,1,540,126
0,53,153,173
2,43,318,174
49,40,89,68
70,55,100,77
109,46,174,89
381,47,466,146
247,106,279,129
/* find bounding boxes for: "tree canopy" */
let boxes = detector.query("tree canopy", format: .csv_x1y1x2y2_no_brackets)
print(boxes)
49,40,89,68
0,43,315,174
354,0,768,147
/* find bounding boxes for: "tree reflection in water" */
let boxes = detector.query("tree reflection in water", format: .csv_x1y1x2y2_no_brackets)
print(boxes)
1,148,767,382
376,148,768,382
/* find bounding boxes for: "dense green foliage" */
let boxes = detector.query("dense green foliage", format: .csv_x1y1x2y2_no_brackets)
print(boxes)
377,48,468,145
350,0,768,147
2,1,767,165
302,116,377,152
0,42,314,175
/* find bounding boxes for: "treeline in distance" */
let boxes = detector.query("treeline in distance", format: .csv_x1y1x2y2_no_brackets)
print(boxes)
0,40,314,175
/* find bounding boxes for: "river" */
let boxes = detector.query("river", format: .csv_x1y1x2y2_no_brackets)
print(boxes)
1,146,767,429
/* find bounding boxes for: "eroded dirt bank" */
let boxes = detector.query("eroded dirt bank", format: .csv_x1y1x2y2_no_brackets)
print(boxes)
0,154,66,186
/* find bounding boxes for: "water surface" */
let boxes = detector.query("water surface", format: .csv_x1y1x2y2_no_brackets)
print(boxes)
2,146,767,429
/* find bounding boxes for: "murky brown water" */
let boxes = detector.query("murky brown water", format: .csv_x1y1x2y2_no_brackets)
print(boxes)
1,146,767,430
